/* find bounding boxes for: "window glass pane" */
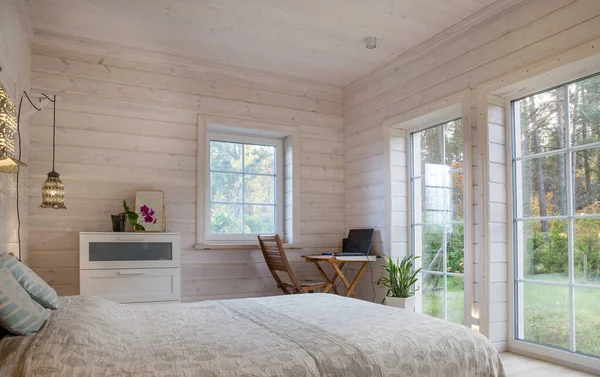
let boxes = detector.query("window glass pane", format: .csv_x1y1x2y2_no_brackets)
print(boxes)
211,172,242,203
414,126,443,177
445,119,463,165
210,204,242,234
446,226,464,274
574,219,600,286
419,225,444,273
244,205,275,234
514,87,566,157
518,282,570,351
412,177,423,224
515,155,567,218
569,75,600,147
423,164,453,224
575,287,600,357
421,273,444,320
244,175,275,204
516,220,568,280
446,276,464,324
452,170,464,221
210,141,242,172
573,147,600,215
244,144,275,174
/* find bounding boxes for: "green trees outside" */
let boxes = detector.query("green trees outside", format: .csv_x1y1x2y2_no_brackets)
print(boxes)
517,75,600,281
209,140,276,235
514,74,600,357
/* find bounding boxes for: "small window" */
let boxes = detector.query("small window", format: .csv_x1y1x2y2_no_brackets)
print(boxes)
206,133,283,241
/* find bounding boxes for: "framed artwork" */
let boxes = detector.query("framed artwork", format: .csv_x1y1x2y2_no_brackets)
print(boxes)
134,190,166,232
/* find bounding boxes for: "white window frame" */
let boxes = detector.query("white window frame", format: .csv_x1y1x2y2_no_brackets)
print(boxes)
382,94,473,329
509,72,600,363
205,132,284,242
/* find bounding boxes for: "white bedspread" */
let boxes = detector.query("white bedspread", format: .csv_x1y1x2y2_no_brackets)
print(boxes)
0,294,504,376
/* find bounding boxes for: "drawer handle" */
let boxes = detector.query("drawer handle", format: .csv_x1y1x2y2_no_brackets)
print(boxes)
115,237,144,241
118,271,147,275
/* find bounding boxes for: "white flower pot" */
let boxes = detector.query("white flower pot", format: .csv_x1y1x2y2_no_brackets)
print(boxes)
384,296,416,311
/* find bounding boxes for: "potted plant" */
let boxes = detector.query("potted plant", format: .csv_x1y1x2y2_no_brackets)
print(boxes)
377,255,421,310
123,201,158,231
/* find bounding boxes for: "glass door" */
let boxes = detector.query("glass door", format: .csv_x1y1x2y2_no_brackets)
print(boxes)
511,73,600,359
410,119,466,325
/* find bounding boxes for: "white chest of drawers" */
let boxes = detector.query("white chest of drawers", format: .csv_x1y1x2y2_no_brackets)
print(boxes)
79,232,181,304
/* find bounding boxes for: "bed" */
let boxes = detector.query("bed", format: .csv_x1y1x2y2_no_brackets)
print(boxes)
0,293,504,377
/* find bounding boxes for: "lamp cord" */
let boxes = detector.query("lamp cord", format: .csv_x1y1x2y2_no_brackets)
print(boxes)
23,91,41,111
15,96,24,261
41,94,57,171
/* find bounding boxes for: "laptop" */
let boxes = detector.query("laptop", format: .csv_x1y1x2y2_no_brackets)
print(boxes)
319,229,374,257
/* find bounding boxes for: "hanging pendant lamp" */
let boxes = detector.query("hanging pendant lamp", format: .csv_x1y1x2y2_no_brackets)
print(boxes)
40,95,66,209
0,82,28,173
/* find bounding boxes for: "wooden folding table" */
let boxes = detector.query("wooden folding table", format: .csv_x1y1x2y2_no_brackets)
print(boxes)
302,255,377,298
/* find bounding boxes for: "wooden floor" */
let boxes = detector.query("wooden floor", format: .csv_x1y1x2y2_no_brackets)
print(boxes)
500,352,598,376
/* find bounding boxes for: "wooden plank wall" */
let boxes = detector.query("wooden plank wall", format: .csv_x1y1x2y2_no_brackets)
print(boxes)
486,100,510,350
0,0,31,261
344,0,600,333
28,35,345,300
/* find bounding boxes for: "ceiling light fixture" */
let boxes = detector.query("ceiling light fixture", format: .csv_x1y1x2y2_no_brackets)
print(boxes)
366,36,377,49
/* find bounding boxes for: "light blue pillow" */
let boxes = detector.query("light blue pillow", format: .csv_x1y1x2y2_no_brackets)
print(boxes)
0,255,59,310
0,266,50,335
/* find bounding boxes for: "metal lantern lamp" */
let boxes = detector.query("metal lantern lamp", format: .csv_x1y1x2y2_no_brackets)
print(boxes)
0,82,27,173
40,95,66,209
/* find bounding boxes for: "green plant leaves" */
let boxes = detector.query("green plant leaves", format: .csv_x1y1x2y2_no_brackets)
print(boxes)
376,255,422,299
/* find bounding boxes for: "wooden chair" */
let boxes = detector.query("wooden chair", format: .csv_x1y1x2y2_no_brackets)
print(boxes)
257,234,327,294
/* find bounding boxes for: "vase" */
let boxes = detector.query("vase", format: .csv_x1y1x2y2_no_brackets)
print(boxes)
384,296,416,311
111,213,126,232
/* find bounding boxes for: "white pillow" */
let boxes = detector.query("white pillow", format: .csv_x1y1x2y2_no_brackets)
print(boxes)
0,266,50,335
0,255,59,310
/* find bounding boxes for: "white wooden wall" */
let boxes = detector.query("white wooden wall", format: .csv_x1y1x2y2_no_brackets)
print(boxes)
0,0,31,261
344,0,600,342
485,100,510,350
28,35,344,300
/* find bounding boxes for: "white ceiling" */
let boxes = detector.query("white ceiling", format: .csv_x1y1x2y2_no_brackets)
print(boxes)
27,0,498,87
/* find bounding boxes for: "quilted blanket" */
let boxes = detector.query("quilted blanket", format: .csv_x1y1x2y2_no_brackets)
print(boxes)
0,293,504,376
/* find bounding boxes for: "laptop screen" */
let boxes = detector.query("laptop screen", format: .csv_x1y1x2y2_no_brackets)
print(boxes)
344,229,374,254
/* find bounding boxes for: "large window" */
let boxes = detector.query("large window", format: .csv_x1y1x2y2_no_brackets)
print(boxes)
512,73,600,359
207,133,283,241
410,119,466,325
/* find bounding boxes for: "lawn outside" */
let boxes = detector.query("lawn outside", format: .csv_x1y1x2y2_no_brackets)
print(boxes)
521,275,600,358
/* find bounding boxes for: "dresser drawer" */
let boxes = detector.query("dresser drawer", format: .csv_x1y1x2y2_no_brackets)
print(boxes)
80,233,180,270
80,268,181,304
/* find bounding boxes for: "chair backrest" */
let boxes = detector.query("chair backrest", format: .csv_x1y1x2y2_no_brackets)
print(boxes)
257,234,302,294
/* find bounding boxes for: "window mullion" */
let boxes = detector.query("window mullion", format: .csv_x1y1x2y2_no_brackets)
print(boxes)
241,145,246,235
564,84,576,353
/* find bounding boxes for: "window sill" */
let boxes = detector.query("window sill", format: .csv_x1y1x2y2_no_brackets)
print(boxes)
194,243,302,250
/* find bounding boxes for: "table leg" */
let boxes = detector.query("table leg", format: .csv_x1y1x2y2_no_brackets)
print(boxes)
345,262,369,298
331,262,355,297
313,261,337,294
328,261,344,293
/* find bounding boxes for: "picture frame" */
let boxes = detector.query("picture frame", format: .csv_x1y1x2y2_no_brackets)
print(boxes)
134,190,166,232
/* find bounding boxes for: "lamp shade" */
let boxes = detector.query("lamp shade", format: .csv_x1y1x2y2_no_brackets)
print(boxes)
40,170,67,209
0,82,27,173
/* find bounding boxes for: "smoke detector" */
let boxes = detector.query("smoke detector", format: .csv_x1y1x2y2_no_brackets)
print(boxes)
365,36,377,49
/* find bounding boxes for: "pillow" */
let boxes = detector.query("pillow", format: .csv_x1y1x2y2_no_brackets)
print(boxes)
0,255,59,310
0,267,50,335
